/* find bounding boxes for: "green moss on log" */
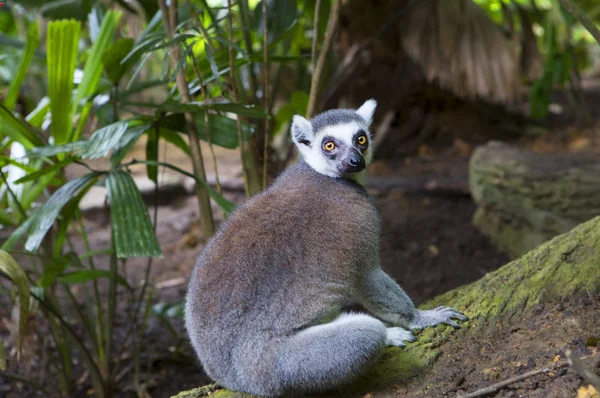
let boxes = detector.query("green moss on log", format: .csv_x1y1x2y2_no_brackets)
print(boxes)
173,216,600,398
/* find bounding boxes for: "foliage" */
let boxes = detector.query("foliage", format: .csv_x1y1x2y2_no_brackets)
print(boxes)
0,0,327,396
474,0,600,118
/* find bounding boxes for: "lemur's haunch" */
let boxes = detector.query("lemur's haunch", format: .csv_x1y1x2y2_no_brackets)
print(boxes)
185,100,467,396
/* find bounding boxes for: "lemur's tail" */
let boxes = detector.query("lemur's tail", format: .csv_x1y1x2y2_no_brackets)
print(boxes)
274,313,387,393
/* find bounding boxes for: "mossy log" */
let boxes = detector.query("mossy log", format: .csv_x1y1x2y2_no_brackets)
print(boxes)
469,141,600,258
173,215,600,398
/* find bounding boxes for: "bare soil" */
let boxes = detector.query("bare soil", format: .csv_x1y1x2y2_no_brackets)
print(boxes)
392,294,600,398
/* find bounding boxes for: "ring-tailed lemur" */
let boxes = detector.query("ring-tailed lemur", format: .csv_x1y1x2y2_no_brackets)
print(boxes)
185,99,467,396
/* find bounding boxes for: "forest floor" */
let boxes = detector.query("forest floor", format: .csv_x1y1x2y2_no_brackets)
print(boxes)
2,85,600,397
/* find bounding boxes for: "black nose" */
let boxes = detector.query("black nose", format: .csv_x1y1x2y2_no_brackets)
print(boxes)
346,153,365,172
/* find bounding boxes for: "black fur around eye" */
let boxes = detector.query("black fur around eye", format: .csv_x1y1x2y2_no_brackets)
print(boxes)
355,131,368,147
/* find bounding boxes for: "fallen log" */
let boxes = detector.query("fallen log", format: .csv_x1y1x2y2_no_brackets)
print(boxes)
469,141,600,258
172,215,600,398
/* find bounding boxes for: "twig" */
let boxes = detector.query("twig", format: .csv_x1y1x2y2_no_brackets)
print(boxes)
226,0,250,197
311,0,322,75
306,0,341,118
238,0,258,105
158,0,215,237
262,0,270,189
566,349,600,390
557,0,600,45
457,368,550,398
186,0,222,194
372,111,395,151
0,370,51,395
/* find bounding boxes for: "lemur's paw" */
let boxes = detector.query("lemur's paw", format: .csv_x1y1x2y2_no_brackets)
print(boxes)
385,327,415,347
409,306,468,330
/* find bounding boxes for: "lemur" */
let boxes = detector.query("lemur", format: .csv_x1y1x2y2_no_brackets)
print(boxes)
185,99,467,396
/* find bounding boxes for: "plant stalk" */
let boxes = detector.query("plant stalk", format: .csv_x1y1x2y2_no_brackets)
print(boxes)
158,0,215,237
226,0,261,197
238,0,259,105
558,0,600,45
306,0,341,118
262,0,270,188
186,1,223,194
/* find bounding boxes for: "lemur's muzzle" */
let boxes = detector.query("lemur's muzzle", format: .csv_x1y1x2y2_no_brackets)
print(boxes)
342,149,365,173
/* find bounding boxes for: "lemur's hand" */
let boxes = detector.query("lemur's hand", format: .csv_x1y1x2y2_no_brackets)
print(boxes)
408,306,468,330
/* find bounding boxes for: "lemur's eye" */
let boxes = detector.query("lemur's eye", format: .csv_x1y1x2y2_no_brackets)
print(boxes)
323,141,336,152
357,134,367,145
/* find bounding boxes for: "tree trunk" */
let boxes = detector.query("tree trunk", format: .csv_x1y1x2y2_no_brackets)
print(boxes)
469,141,600,258
172,215,600,398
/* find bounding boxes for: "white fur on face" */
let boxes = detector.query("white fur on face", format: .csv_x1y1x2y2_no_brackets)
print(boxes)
297,121,373,178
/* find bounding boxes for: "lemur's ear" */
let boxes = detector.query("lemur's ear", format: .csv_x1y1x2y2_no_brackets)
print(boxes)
356,99,377,126
291,115,314,146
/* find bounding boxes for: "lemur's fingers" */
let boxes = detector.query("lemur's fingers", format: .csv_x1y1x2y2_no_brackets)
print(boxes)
435,306,468,321
409,307,468,329
443,319,460,328
385,327,415,347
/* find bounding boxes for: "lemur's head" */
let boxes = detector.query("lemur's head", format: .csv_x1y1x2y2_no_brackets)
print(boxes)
291,99,377,178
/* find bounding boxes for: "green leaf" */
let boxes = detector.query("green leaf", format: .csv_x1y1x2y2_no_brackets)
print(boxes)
14,158,72,184
58,270,130,287
38,257,69,288
0,156,38,175
138,160,236,214
4,21,40,112
71,10,122,140
80,121,129,159
46,19,81,144
0,211,15,228
111,123,152,165
123,32,196,65
158,128,191,155
204,43,224,91
122,32,165,64
0,250,30,358
53,181,93,256
26,141,87,158
291,90,309,116
256,0,298,44
25,97,50,128
0,103,45,149
106,170,163,258
27,121,132,159
159,113,253,149
274,102,295,135
1,208,39,251
102,38,135,84
24,173,99,252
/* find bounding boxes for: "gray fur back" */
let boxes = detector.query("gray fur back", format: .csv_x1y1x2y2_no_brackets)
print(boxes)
184,161,381,395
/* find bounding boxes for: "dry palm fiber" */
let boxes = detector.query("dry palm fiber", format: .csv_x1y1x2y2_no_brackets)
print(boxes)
401,0,521,103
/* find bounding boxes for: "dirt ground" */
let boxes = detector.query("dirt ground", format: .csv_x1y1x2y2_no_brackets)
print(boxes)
396,294,600,398
2,86,600,397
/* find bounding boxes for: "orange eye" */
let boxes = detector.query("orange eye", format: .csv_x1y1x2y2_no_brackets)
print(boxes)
323,141,336,152
357,135,367,145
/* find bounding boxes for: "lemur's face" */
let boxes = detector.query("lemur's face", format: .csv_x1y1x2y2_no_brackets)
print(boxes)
291,100,376,178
